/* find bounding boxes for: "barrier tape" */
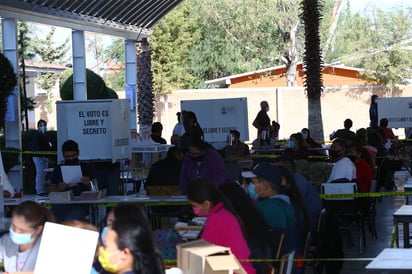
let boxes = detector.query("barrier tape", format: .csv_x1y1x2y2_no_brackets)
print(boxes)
320,191,412,199
0,149,57,155
163,257,377,264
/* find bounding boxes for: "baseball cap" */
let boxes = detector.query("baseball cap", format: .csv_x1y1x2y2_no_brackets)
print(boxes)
241,163,282,185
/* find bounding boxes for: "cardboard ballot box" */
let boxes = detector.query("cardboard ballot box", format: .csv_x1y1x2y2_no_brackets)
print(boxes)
177,240,246,274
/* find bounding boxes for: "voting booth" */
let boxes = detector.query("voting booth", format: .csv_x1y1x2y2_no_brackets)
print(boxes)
377,97,412,128
56,99,131,163
181,98,249,149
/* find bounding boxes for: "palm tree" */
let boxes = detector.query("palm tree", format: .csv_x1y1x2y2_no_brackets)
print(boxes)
136,38,155,135
301,0,324,141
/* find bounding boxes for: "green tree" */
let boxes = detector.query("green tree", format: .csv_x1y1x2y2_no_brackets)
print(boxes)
328,7,412,94
33,27,69,113
18,21,36,130
0,53,17,132
151,1,198,93
59,68,118,100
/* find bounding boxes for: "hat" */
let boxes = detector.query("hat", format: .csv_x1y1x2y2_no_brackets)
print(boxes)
241,163,282,185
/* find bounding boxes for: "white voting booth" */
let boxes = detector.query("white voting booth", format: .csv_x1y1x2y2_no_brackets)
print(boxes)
377,97,412,128
181,98,249,149
56,99,131,163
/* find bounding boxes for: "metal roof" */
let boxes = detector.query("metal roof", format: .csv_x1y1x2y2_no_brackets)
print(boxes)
0,0,183,40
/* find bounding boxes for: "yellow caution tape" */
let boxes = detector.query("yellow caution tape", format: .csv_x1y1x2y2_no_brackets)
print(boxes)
1,149,57,155
320,191,412,199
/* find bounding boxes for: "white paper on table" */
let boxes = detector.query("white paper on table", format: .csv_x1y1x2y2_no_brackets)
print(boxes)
61,165,82,186
34,222,99,274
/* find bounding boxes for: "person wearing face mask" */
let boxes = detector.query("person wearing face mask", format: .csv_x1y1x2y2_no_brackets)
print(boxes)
301,128,322,149
49,140,97,222
282,133,309,160
179,137,232,193
252,101,271,139
0,201,55,272
326,138,356,183
347,145,374,193
222,130,251,162
187,178,256,274
242,163,298,264
98,206,164,274
31,119,54,195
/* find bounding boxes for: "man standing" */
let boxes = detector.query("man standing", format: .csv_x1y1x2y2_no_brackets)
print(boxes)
49,140,96,222
31,119,53,195
252,101,271,139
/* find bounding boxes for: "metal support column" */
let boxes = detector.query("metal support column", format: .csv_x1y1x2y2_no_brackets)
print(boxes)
72,30,87,100
125,39,137,131
2,18,22,193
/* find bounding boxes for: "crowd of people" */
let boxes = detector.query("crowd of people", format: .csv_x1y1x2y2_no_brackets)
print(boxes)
5,94,402,273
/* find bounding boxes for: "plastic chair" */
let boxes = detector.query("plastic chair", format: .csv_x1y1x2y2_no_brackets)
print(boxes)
321,182,366,254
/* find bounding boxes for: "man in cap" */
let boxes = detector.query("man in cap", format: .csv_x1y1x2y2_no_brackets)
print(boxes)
242,163,297,254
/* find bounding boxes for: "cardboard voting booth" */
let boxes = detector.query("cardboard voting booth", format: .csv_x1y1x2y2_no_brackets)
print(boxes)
177,240,246,274
34,222,99,274
56,99,131,163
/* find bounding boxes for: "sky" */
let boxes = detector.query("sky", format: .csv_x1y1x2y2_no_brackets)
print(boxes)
349,0,412,13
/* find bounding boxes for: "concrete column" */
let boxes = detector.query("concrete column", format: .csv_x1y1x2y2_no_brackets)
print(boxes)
2,18,22,193
125,39,137,130
72,30,87,100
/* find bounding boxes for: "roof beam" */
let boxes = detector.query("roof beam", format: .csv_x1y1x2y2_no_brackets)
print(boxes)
0,2,152,40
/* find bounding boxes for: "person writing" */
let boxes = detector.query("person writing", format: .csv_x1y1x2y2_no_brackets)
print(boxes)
0,201,55,273
187,178,256,274
49,140,96,222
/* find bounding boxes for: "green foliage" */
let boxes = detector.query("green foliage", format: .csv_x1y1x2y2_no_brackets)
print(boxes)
328,6,412,90
33,27,69,64
59,68,118,100
151,1,199,93
0,53,17,131
103,71,125,91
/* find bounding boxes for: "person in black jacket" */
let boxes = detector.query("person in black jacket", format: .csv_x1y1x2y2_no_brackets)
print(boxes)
31,119,53,195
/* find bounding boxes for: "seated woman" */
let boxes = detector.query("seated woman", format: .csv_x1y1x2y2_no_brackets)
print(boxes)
219,183,272,274
0,201,55,272
301,128,322,149
99,206,164,274
187,179,256,274
347,145,374,193
283,133,309,160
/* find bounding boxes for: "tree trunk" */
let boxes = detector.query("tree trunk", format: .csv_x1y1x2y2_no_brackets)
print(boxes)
308,96,324,141
283,22,299,87
136,38,155,134
301,0,325,141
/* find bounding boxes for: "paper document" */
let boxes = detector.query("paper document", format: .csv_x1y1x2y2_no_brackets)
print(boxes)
61,165,82,186
34,222,98,274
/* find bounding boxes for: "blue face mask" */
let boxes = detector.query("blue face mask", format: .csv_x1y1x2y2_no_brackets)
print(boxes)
288,140,295,148
100,226,108,244
39,126,47,133
9,228,32,245
248,183,258,200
